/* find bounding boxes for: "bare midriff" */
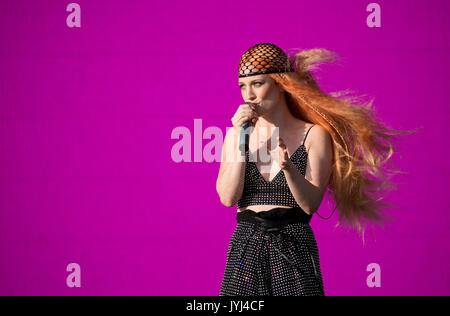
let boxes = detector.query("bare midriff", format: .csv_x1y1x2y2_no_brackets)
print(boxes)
237,205,293,213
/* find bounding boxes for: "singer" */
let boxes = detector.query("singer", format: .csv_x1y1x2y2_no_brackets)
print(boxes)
216,43,408,296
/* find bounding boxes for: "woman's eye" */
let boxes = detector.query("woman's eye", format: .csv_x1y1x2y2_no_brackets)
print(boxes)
239,82,264,89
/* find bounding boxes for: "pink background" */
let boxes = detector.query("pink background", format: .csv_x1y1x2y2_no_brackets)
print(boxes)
0,0,449,295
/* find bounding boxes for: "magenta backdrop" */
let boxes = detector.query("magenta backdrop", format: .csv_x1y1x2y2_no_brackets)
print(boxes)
0,0,449,296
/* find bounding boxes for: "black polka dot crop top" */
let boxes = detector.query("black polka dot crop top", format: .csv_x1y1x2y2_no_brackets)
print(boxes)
237,124,314,209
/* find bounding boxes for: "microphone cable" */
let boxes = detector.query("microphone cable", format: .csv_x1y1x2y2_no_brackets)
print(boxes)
316,205,337,220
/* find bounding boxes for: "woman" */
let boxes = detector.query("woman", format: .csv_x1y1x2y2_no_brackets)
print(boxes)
216,43,410,296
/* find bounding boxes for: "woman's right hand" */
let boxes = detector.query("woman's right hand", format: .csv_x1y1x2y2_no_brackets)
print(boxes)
231,103,259,128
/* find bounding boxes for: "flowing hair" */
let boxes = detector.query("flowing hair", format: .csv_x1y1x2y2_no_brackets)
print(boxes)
267,48,418,242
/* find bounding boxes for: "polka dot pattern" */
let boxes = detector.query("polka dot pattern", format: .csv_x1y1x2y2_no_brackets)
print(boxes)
221,125,323,296
237,125,314,209
219,211,325,296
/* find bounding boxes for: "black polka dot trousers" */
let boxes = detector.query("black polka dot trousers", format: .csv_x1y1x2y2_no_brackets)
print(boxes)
219,207,325,296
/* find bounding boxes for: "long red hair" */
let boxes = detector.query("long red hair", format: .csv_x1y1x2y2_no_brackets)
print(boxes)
268,48,417,242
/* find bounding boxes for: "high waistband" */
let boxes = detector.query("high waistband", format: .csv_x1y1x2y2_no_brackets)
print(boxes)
236,207,312,232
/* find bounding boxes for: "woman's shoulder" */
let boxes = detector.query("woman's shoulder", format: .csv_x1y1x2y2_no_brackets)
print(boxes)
304,124,332,153
292,120,325,139
307,123,328,135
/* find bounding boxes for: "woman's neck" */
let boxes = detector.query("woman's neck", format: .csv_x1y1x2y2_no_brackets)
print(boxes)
255,100,303,133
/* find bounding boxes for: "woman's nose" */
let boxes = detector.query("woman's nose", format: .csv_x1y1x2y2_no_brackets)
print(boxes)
245,87,256,100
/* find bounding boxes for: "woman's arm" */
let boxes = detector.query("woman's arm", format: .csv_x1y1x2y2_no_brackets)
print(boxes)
216,127,247,207
281,125,333,215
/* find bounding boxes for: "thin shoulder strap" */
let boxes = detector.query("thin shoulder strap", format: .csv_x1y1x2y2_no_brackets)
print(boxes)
302,124,314,146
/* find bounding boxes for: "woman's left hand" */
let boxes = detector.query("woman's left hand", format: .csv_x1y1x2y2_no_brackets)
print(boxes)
278,136,295,171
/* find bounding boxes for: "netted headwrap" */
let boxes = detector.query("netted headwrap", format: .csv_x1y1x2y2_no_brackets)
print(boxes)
238,43,294,78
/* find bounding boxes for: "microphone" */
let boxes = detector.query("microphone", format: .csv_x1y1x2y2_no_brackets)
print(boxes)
239,101,256,156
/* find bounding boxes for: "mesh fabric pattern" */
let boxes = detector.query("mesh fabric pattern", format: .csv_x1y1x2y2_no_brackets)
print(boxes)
238,43,294,78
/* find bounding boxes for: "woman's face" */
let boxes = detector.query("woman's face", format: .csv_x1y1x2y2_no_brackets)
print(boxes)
238,74,284,117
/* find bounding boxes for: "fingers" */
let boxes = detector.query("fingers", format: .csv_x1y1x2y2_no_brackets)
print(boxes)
278,136,287,149
240,105,258,118
231,103,259,128
249,104,259,116
245,103,258,116
240,107,258,126
278,136,289,160
247,106,258,117
240,116,252,126
235,115,254,127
